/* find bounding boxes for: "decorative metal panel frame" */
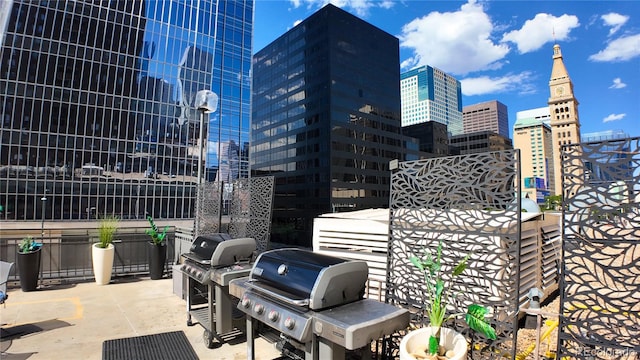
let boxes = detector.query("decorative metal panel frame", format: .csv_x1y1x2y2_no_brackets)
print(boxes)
385,151,521,359
194,181,223,237
558,137,640,359
228,176,275,253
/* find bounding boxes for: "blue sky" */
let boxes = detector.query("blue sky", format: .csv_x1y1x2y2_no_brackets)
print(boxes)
253,0,640,139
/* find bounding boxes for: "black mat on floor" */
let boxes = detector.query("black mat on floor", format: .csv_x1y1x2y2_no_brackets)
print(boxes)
102,330,198,360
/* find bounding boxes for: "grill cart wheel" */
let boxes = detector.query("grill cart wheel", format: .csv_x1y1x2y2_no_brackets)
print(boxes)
203,329,214,349
187,313,194,326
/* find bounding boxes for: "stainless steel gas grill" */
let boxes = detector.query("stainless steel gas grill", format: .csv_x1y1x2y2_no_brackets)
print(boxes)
230,248,410,360
180,233,257,348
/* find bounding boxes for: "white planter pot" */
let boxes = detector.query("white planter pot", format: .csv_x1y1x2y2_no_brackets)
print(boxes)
92,243,115,285
400,327,468,360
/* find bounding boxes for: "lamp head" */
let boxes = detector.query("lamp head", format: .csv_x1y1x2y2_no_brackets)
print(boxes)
195,90,218,113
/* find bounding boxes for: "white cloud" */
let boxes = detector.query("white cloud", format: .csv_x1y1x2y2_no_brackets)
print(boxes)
501,13,580,54
601,12,628,36
589,34,640,62
379,1,394,10
289,0,394,17
399,1,510,75
460,71,535,96
609,78,627,89
293,19,303,27
602,113,626,123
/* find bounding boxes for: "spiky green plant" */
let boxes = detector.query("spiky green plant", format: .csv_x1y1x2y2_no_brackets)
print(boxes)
97,216,119,248
410,240,496,356
18,236,42,253
145,215,168,245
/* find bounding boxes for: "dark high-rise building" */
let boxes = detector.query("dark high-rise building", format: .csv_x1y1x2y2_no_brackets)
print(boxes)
403,121,449,157
0,0,254,221
449,131,513,155
251,4,417,246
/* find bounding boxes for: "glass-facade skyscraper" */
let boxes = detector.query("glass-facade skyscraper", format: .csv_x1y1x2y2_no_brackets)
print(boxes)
251,4,418,247
0,0,253,221
400,65,463,136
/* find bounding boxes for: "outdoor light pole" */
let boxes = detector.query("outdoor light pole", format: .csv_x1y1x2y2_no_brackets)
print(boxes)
195,90,219,185
194,90,218,236
41,189,48,241
198,108,206,185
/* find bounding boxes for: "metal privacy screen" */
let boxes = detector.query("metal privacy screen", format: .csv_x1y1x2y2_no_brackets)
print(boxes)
194,176,274,253
227,176,275,253
386,150,521,359
194,181,223,236
558,137,640,359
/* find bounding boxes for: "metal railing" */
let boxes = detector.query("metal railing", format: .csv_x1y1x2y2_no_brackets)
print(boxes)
0,226,195,285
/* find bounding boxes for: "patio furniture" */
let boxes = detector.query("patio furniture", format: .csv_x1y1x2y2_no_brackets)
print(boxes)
0,261,14,307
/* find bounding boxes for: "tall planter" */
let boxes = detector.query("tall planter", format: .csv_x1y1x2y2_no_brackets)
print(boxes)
17,248,41,292
148,242,167,280
92,243,115,285
400,327,468,360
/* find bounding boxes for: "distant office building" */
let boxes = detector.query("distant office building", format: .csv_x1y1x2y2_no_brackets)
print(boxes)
403,121,449,157
0,0,253,221
400,65,463,136
548,43,581,196
449,131,512,155
513,111,555,202
251,4,418,246
463,100,509,137
516,107,551,126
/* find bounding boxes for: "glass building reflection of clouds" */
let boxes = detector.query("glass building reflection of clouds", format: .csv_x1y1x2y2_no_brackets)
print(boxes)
0,0,253,221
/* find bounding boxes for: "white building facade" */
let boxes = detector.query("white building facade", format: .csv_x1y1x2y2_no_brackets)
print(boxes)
513,107,555,201
400,65,463,136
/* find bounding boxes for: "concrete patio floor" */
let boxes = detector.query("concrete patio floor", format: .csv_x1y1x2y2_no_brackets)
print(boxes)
0,276,282,360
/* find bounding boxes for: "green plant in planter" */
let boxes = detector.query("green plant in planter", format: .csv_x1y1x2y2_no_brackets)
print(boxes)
410,240,496,357
145,215,168,245
18,236,42,253
97,216,120,248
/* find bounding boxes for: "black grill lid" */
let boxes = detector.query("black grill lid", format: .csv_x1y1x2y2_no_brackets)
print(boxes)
210,237,256,267
250,248,368,310
185,233,232,264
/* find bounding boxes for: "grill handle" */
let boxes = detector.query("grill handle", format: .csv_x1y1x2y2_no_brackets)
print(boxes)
246,280,309,307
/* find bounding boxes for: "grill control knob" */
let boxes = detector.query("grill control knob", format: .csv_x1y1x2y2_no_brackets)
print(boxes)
241,297,251,309
267,310,279,322
284,317,295,330
254,304,265,315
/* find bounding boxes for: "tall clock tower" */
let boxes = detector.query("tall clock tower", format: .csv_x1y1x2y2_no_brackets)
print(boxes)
548,43,581,196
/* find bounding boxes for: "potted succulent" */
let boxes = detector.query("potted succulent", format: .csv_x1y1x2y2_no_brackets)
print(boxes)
17,236,42,291
400,241,496,360
145,215,168,280
92,216,119,285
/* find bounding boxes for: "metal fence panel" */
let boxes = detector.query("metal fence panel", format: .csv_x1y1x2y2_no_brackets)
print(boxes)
558,137,640,359
386,151,521,359
228,176,274,253
194,182,223,237
1,227,176,283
